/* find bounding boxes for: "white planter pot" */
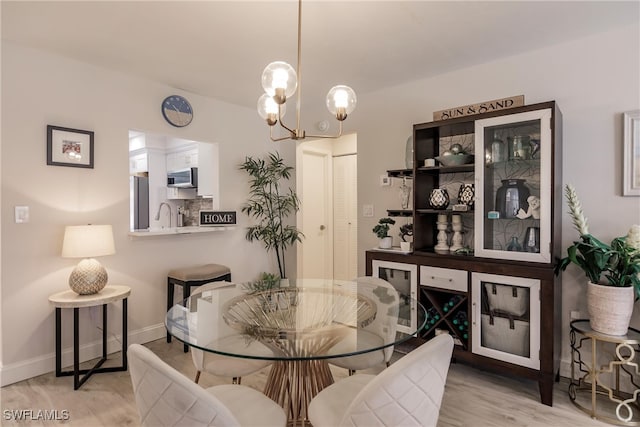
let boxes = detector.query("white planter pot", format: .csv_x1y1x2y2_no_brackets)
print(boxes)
587,281,634,336
378,236,392,249
400,241,411,252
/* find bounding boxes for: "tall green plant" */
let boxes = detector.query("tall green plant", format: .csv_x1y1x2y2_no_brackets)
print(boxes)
239,152,303,278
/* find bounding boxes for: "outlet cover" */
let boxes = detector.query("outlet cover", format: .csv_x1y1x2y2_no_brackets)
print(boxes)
15,206,29,223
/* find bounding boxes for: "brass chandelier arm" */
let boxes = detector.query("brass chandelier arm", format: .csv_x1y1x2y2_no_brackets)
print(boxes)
269,126,295,142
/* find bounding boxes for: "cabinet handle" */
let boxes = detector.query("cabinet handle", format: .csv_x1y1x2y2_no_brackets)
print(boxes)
430,275,452,282
472,302,477,325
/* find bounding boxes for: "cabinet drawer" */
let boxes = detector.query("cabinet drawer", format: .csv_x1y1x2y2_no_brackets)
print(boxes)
420,266,467,292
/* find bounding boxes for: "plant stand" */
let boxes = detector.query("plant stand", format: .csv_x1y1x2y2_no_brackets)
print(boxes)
569,319,640,425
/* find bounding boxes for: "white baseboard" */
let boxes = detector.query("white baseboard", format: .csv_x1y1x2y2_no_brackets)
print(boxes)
0,323,166,387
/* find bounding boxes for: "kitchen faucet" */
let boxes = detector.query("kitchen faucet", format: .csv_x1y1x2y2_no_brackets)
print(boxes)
155,202,172,228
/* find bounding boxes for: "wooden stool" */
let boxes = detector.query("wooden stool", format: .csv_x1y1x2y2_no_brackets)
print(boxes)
167,264,231,352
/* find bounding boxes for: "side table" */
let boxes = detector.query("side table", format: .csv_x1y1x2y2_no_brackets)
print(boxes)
569,319,640,425
49,285,130,390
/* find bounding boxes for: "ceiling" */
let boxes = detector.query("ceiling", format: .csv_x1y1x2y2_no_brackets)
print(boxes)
2,1,638,112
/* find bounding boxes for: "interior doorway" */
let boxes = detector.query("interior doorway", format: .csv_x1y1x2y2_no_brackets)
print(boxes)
296,134,357,280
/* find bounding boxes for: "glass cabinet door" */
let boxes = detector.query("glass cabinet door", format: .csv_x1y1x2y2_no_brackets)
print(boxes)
372,260,417,334
474,109,552,262
471,273,540,369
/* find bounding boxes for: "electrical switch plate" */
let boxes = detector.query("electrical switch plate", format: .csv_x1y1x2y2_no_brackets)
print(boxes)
15,206,29,223
380,175,391,186
362,204,374,217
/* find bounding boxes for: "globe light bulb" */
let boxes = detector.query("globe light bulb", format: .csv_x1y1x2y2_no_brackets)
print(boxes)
261,61,297,104
257,94,286,126
326,85,357,121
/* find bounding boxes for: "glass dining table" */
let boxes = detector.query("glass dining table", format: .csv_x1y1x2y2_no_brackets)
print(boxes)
165,278,426,425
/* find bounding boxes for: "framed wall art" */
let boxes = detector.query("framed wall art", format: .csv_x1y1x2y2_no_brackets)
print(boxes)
47,125,94,168
623,110,640,196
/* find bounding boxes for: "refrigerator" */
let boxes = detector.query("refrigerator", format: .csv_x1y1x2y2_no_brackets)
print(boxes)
130,176,149,230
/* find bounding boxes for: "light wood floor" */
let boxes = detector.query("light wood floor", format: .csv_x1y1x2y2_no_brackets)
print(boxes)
1,339,610,427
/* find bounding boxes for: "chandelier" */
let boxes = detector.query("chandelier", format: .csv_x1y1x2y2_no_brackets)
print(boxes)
257,0,357,141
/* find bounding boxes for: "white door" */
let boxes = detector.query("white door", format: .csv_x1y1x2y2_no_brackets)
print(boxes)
298,147,333,279
333,154,358,280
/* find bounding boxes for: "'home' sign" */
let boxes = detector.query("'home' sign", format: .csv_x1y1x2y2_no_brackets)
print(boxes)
199,211,237,226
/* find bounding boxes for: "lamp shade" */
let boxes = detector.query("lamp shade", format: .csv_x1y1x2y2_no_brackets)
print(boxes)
261,61,297,103
62,225,115,258
62,225,115,295
326,85,357,121
257,93,286,126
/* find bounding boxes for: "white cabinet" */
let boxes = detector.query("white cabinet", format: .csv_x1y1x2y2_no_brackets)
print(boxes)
129,151,148,174
371,260,417,334
197,142,218,200
166,145,198,171
471,272,540,369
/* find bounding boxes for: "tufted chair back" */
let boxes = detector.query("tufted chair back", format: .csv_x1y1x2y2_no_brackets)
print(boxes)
128,343,241,426
341,334,454,426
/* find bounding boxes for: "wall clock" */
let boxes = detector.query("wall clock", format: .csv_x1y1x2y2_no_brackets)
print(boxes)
162,95,193,127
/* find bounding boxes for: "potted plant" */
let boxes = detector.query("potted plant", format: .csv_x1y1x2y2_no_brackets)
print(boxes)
555,184,640,335
373,217,396,249
240,152,303,280
399,223,413,252
243,272,281,294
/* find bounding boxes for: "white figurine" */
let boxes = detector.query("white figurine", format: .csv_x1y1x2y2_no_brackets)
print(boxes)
516,196,541,219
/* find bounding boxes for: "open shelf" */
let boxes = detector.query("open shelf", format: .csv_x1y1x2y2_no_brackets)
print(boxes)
387,169,413,178
387,209,412,217
420,286,469,350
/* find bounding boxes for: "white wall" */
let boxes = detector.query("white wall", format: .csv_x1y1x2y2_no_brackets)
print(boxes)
342,24,639,376
0,41,296,385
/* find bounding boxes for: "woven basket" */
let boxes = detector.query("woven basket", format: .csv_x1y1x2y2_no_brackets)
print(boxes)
587,281,634,336
484,283,529,316
480,313,530,357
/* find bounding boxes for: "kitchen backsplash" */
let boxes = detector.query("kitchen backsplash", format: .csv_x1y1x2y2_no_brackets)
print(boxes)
183,198,214,226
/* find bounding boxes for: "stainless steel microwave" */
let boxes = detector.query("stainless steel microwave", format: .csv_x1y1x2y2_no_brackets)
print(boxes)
167,167,198,188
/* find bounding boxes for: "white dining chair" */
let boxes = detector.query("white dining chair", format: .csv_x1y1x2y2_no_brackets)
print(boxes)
308,334,454,427
128,344,286,427
189,281,272,384
329,276,399,375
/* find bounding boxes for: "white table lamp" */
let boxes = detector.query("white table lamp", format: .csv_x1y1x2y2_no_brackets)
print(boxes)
62,225,115,295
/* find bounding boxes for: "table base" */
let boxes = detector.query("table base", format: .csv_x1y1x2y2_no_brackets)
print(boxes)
55,300,128,390
264,359,334,426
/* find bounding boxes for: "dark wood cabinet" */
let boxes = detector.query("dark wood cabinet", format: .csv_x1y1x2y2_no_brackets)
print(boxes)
371,102,562,406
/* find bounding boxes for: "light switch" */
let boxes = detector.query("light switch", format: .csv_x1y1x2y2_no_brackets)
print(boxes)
380,175,391,186
15,206,29,223
362,204,374,217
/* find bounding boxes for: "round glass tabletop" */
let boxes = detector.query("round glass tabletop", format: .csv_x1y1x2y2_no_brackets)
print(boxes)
165,278,426,361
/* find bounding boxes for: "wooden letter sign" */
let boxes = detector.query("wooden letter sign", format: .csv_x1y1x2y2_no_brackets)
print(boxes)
433,95,525,121
199,211,237,226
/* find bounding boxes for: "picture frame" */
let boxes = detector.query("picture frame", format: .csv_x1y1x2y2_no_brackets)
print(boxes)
623,110,640,196
47,125,94,168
